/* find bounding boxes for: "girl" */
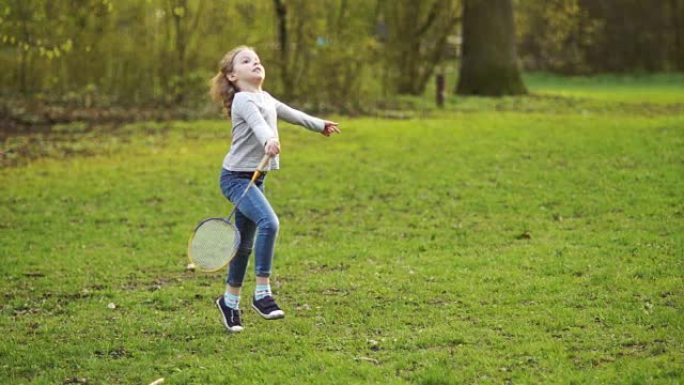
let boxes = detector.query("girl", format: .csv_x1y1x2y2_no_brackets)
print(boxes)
209,46,340,333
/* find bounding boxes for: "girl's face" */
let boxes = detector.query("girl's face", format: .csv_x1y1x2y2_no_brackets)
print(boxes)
228,49,265,88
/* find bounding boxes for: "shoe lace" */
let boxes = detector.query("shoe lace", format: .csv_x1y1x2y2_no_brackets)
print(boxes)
258,296,280,311
230,308,241,324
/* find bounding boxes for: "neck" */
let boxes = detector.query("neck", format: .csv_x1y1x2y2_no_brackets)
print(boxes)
236,80,262,93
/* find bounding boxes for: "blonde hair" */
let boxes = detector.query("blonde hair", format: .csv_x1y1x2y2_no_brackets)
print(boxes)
209,45,253,117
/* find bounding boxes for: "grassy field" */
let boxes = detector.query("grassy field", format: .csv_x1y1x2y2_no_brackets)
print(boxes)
524,73,684,105
1,75,683,384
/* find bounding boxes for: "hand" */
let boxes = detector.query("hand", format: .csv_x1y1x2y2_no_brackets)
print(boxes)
322,121,340,137
264,138,280,156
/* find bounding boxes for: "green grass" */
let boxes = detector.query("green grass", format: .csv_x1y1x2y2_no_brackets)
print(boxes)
525,73,684,105
1,76,684,384
389,72,684,119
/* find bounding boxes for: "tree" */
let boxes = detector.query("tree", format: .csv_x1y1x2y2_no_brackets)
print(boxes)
272,0,291,98
516,0,602,74
579,0,683,72
165,0,206,103
271,0,321,101
378,0,460,95
517,0,684,73
268,0,379,111
673,0,684,70
456,0,526,96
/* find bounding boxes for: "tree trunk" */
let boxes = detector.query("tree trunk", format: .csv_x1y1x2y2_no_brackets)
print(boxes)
273,0,293,99
16,0,31,94
673,0,684,70
170,0,187,102
456,0,526,96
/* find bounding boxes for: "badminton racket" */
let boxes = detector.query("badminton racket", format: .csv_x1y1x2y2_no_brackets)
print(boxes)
187,154,271,272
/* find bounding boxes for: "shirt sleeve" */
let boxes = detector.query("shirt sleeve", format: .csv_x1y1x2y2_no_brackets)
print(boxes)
233,94,277,145
271,95,325,133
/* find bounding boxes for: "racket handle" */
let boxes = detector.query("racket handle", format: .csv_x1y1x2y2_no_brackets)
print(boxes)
251,154,272,182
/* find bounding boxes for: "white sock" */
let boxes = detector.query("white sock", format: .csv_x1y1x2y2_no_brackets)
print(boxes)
224,292,240,309
255,284,271,300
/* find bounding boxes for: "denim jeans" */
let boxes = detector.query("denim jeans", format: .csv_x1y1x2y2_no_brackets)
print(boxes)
219,168,279,287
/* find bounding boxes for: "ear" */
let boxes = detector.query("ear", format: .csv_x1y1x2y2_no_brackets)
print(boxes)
226,73,237,82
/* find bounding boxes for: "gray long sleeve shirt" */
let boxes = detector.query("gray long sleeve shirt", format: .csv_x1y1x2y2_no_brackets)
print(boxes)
222,91,325,172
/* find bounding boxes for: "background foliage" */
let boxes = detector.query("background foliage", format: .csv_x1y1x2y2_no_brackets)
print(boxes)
517,0,684,74
0,0,682,114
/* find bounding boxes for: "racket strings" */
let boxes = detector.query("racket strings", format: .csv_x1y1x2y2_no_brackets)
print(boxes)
189,219,239,272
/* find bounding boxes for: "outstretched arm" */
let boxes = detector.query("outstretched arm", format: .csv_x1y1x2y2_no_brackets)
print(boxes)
272,95,340,137
271,96,324,130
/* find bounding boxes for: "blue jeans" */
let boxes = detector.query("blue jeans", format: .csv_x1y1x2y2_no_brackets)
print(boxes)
219,168,279,287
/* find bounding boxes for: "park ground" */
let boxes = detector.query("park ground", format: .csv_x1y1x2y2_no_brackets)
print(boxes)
1,74,683,384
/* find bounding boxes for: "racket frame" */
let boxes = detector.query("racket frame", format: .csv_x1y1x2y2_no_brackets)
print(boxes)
187,217,241,272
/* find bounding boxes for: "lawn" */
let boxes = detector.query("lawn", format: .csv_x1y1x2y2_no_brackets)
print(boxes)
525,73,684,105
1,75,683,384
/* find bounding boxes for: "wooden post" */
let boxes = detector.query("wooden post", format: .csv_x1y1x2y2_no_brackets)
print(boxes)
436,72,445,108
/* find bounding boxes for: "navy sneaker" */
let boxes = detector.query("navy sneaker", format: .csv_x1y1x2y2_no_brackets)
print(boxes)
252,295,285,320
215,296,244,333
